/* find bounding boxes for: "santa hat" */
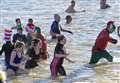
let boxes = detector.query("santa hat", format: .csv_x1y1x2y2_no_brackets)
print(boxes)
4,29,12,41
25,24,35,33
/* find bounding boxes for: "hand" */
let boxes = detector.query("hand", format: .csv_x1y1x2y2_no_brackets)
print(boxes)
112,39,117,44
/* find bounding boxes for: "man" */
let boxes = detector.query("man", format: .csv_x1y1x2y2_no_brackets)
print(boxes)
100,0,110,9
50,14,73,39
89,21,117,64
11,18,22,29
13,28,27,45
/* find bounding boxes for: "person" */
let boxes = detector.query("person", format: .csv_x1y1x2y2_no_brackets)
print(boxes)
25,18,36,48
50,14,73,39
11,18,23,29
25,39,42,69
117,26,120,37
100,0,110,9
66,0,76,13
13,28,27,45
50,35,74,80
89,21,117,65
0,29,14,69
65,15,72,24
6,41,26,75
35,27,48,60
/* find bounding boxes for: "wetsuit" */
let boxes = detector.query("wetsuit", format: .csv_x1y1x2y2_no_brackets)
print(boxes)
50,43,66,79
25,48,39,69
89,29,117,64
7,50,22,73
50,21,61,39
13,33,27,44
0,41,14,68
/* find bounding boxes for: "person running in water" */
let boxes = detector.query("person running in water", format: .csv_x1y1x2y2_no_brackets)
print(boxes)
89,21,117,65
0,29,14,69
66,0,76,13
25,18,36,48
7,42,26,75
100,0,110,9
25,39,42,69
35,27,48,60
50,14,73,39
13,28,27,45
50,35,74,80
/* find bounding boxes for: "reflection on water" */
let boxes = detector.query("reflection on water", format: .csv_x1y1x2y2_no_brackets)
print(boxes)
0,0,120,83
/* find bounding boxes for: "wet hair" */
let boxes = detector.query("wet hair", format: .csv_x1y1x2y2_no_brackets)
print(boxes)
32,39,40,47
71,0,75,4
15,18,20,22
57,35,65,42
14,41,24,49
28,18,33,23
66,15,72,20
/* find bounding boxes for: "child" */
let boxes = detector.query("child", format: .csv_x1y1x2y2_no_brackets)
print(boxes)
25,39,42,69
0,29,14,69
50,14,73,39
100,0,110,9
11,18,23,29
89,21,117,65
65,15,72,24
25,18,36,48
6,41,26,75
117,26,120,37
13,28,27,45
66,0,76,13
50,35,74,80
35,27,48,60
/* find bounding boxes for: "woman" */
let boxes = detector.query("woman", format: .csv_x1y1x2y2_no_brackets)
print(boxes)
35,27,48,60
7,41,26,75
50,35,74,80
25,39,42,69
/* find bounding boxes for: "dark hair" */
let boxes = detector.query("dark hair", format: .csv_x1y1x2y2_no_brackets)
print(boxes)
16,18,20,22
32,39,40,47
14,41,24,48
28,18,33,23
66,15,72,20
71,0,75,3
57,35,65,42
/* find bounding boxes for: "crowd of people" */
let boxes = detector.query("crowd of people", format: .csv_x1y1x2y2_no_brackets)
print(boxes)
0,0,119,82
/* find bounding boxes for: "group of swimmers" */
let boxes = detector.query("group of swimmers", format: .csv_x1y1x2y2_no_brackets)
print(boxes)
0,0,118,82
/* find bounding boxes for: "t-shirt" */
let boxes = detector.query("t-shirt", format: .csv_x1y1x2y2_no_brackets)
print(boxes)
13,33,27,44
51,21,61,34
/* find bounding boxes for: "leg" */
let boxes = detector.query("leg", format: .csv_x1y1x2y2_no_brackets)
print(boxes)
6,69,15,76
89,52,102,64
58,65,66,76
50,58,59,80
101,50,113,62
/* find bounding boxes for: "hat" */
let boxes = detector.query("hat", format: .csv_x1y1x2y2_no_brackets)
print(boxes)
107,21,116,30
4,29,12,41
35,27,41,33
